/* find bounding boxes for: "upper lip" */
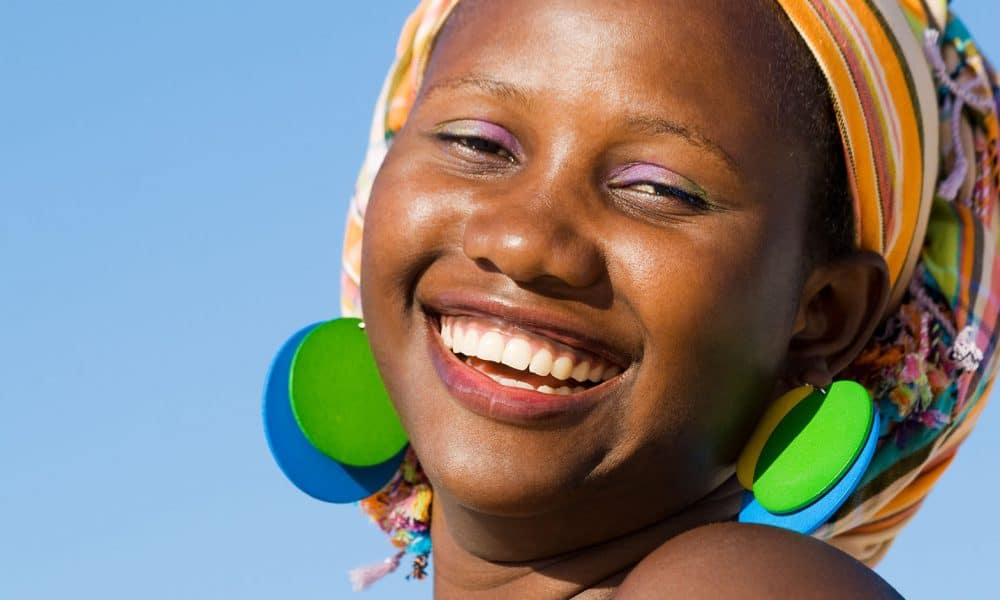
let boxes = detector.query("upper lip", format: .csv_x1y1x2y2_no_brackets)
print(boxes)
420,290,636,368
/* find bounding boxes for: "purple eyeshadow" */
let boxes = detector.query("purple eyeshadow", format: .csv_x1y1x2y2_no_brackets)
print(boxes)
608,162,706,197
608,162,673,185
436,120,522,155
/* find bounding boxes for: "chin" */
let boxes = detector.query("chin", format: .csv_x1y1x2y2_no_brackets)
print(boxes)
407,412,611,517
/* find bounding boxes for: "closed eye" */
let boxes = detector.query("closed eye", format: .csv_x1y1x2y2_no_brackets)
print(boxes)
626,182,710,210
607,162,714,213
430,120,522,166
437,133,517,163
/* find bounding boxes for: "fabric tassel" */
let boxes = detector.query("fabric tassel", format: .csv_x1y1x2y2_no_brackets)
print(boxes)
349,550,405,592
923,29,995,201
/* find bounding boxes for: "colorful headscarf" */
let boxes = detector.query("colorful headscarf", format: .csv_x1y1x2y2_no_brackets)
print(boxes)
341,0,1000,579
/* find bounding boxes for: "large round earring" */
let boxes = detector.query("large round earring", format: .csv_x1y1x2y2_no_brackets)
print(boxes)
736,380,880,534
263,318,408,503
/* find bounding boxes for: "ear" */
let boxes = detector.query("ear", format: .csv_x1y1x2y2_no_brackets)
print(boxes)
786,251,890,386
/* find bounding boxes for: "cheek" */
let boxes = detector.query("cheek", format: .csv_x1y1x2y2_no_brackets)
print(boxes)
606,208,803,463
616,210,799,358
360,149,443,402
360,138,476,327
360,144,485,458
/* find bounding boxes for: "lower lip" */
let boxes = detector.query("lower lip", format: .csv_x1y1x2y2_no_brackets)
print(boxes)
425,316,622,424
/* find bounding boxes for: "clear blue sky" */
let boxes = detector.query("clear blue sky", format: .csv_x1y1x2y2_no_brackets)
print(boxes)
2,2,997,598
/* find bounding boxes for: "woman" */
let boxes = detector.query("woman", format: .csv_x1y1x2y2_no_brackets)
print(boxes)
268,0,999,596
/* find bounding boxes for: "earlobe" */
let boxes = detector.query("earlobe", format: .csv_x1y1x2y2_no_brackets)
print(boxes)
787,251,890,382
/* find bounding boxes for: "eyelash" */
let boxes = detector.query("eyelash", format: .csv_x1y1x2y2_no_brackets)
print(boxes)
621,182,710,211
437,133,517,163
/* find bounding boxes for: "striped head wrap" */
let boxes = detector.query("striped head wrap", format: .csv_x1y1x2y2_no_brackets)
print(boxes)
341,0,1000,580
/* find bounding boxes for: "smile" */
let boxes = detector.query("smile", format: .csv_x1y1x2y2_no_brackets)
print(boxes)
423,301,632,424
441,315,622,395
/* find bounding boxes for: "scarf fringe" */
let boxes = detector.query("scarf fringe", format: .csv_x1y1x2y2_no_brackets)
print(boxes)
349,550,405,592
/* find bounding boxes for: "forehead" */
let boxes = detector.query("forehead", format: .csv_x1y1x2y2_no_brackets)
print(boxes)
424,0,790,129
422,0,797,175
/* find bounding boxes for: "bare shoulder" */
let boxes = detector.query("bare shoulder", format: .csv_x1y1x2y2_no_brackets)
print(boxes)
617,523,902,599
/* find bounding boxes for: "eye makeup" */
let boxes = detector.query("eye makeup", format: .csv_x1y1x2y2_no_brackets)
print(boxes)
432,119,523,160
607,162,712,210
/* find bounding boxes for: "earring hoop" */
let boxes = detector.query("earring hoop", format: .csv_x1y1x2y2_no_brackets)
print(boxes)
263,319,408,503
737,380,879,533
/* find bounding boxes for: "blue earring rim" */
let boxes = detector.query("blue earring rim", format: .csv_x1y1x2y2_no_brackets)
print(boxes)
738,406,880,534
263,322,405,504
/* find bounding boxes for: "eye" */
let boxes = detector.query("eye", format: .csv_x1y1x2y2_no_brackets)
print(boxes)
439,133,516,163
627,181,709,210
431,120,522,166
608,162,713,213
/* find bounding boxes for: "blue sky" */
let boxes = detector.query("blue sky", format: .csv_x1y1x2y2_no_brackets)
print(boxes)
2,2,997,598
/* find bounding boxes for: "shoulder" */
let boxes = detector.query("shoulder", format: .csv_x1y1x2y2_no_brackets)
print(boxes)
617,523,902,599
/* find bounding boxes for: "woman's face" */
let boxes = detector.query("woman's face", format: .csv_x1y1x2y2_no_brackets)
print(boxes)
362,0,816,526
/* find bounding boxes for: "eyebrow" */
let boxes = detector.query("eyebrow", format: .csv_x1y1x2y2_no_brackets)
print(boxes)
421,74,740,174
421,75,533,108
624,116,741,174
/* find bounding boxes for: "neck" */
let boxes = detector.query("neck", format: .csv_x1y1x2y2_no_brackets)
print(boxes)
430,478,744,599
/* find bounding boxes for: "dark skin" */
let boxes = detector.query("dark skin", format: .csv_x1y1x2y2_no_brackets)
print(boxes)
360,0,897,597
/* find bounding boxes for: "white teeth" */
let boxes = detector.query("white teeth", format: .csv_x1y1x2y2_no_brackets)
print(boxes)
529,349,553,376
477,331,505,362
441,316,628,390
488,377,562,394
462,329,480,357
442,320,453,348
501,338,532,371
571,360,591,383
494,375,533,390
550,356,574,380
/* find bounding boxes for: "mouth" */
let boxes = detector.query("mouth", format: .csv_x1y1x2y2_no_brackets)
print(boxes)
440,315,623,395
423,304,632,423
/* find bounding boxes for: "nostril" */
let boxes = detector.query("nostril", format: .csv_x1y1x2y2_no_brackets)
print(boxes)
474,257,503,274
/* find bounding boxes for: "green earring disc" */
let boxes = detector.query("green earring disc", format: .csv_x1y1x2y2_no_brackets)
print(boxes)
289,318,408,468
752,380,873,514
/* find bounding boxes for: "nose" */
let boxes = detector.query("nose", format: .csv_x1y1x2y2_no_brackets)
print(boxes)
461,185,605,291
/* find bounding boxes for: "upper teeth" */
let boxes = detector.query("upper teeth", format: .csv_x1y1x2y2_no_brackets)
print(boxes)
440,315,623,385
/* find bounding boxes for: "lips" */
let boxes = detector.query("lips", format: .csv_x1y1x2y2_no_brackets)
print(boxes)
422,297,631,422
442,315,623,395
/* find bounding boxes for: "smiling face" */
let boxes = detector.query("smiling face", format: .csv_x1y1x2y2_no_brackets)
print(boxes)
360,0,825,552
